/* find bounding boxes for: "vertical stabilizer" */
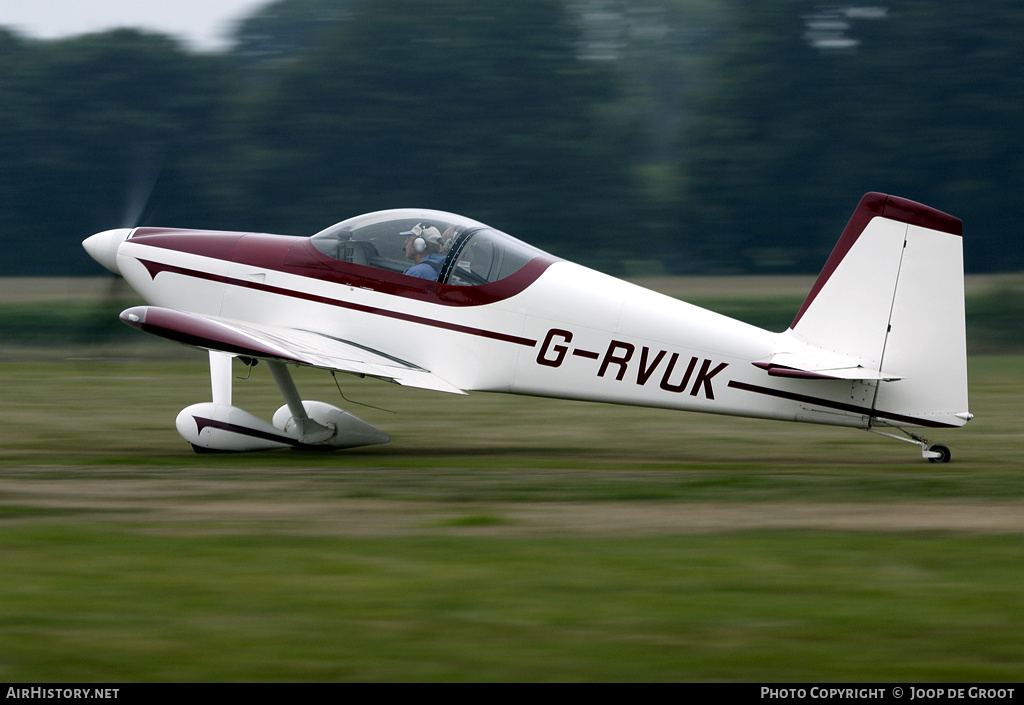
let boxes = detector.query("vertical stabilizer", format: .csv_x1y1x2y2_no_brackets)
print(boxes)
787,193,969,428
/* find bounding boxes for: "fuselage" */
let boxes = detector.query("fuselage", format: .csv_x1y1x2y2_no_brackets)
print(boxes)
84,196,974,458
95,208,910,431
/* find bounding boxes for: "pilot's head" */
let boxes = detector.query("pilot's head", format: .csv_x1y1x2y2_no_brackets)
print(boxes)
402,224,443,260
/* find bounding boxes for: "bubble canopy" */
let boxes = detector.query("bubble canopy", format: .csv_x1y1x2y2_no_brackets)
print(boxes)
310,209,549,286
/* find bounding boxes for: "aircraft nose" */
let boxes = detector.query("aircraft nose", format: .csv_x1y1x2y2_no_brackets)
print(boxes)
83,228,133,275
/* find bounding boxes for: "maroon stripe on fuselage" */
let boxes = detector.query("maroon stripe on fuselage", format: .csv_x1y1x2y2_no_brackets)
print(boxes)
128,228,559,308
138,259,538,348
727,380,956,428
130,228,248,259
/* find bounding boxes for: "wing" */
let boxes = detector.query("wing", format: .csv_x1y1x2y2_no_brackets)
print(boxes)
119,305,465,395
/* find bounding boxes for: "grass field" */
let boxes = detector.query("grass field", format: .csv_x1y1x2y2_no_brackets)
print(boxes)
0,277,1022,681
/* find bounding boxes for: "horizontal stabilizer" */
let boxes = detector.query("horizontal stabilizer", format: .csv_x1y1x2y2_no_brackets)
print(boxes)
754,352,902,381
120,305,466,395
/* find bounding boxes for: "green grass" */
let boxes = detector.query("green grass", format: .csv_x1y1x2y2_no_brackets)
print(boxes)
2,526,1022,681
965,288,1024,353
0,356,1021,681
0,277,1023,681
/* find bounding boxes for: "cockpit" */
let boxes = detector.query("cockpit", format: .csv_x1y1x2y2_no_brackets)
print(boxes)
309,209,549,286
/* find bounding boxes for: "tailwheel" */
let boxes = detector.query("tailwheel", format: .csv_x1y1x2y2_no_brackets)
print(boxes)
927,444,951,464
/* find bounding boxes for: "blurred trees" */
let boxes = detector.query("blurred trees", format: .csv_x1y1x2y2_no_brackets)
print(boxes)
0,28,236,273
680,0,1024,273
1,0,1022,275
231,0,640,266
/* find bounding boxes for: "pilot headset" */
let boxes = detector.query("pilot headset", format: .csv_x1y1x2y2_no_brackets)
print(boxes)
405,224,428,254
407,224,443,254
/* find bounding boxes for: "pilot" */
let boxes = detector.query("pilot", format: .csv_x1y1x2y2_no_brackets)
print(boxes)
402,224,446,280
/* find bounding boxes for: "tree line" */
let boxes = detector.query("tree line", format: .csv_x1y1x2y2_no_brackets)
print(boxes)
1,0,1020,276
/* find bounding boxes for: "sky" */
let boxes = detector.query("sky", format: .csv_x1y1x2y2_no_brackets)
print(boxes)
1,0,273,51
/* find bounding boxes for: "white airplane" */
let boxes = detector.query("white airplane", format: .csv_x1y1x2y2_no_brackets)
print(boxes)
83,192,971,461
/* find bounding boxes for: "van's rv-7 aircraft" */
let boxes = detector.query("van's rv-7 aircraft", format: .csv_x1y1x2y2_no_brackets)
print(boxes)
83,192,971,461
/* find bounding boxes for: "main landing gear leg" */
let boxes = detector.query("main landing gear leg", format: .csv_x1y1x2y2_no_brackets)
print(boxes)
210,350,234,405
267,361,335,444
868,427,951,463
177,355,389,452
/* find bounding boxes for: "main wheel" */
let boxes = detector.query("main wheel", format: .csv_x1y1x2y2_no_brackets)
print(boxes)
928,444,951,463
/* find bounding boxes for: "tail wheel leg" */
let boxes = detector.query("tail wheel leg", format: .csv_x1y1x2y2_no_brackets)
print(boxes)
868,427,952,463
